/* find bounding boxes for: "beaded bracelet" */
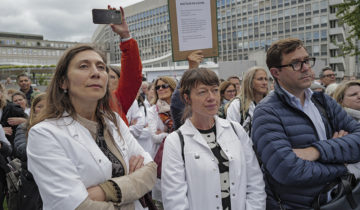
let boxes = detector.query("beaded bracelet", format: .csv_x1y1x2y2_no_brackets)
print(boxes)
108,180,122,203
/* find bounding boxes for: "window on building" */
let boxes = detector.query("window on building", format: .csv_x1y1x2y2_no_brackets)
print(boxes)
278,0,283,6
272,23,277,32
320,15,327,26
313,31,320,41
330,6,336,14
237,19,242,26
271,10,277,19
271,0,277,8
321,30,327,40
249,41,254,49
259,14,264,22
321,44,327,55
248,16,253,24
265,12,270,21
320,0,327,10
298,5,304,13
330,20,337,28
285,21,290,31
266,25,271,33
260,26,265,35
284,8,290,17
312,16,320,25
248,4,252,12
306,32,312,41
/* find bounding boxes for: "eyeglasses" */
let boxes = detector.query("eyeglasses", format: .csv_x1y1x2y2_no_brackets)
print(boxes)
155,84,170,90
276,57,316,71
323,74,336,78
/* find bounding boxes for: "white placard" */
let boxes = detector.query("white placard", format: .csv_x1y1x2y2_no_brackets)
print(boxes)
176,0,213,51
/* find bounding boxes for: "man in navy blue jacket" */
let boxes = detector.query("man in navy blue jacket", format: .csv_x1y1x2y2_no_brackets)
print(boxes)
252,38,360,209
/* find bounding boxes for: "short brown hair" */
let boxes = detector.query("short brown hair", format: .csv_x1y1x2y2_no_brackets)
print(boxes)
220,81,236,101
266,38,304,69
180,68,219,120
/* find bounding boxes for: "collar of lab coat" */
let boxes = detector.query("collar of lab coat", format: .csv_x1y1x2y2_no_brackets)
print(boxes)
180,116,233,149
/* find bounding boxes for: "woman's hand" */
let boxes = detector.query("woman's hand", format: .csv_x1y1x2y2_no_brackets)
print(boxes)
3,127,12,136
187,50,204,69
129,155,144,174
108,6,130,39
87,185,106,201
7,117,26,126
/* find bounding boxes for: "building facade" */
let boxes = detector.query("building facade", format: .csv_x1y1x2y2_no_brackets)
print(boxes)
0,32,80,82
0,32,79,66
91,0,358,78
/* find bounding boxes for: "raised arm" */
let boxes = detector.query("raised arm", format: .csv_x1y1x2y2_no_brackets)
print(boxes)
110,6,142,115
171,50,204,130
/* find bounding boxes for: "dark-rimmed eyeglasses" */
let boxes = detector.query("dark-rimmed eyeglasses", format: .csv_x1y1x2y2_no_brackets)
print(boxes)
155,84,170,90
323,73,336,78
276,57,316,71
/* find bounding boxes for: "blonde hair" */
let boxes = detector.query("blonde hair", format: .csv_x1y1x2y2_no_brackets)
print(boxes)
0,83,7,109
240,66,269,120
151,76,176,105
332,80,360,107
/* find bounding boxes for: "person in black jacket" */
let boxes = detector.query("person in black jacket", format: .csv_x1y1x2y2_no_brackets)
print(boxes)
0,83,26,210
14,93,46,210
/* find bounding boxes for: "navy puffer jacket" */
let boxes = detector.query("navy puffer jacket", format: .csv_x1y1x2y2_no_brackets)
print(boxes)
252,84,360,209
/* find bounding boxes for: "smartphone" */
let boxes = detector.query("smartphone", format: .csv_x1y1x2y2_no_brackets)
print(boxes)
92,9,122,24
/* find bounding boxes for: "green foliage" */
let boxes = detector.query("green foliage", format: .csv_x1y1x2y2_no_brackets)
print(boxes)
335,0,360,56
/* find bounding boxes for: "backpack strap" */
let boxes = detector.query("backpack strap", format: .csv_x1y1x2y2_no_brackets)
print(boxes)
176,130,185,162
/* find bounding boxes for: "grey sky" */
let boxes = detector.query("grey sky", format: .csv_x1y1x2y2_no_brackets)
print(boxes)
0,0,143,42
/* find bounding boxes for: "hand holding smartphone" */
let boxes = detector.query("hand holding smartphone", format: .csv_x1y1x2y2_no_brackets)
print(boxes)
92,9,122,24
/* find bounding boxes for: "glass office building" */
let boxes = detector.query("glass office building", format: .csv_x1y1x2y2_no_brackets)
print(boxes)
92,0,358,77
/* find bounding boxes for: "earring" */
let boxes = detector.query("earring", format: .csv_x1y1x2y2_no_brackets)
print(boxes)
64,89,67,94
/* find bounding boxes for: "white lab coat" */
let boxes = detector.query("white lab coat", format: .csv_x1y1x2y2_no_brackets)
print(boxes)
147,104,169,201
127,100,153,156
162,117,266,210
27,112,152,210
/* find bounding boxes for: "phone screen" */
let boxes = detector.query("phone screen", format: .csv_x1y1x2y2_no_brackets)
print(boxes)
92,9,122,24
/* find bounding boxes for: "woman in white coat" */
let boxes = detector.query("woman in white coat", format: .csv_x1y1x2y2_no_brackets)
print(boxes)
161,68,266,210
26,7,156,210
226,66,269,134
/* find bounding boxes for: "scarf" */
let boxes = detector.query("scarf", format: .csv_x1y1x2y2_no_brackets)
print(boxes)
156,99,173,133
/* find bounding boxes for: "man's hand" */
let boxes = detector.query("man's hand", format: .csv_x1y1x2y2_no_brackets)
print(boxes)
7,117,26,126
108,6,130,39
332,130,348,138
87,185,106,201
129,155,144,174
187,50,204,69
293,147,320,161
3,127,12,136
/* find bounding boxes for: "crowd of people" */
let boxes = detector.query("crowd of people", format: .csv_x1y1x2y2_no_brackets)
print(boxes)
0,6,360,210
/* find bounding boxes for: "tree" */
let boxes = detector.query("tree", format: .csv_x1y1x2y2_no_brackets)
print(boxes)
335,0,360,56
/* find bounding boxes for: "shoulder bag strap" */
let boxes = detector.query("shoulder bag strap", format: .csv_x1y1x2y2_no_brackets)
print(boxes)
176,130,185,162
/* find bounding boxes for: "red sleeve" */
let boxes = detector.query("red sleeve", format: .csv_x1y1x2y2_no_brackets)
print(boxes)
113,38,142,115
